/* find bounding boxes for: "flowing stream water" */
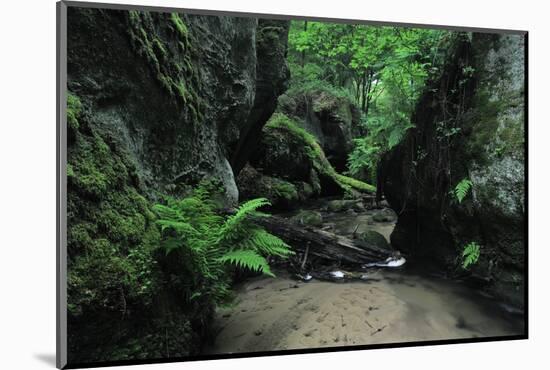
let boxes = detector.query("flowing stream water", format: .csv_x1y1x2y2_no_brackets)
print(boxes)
205,201,524,355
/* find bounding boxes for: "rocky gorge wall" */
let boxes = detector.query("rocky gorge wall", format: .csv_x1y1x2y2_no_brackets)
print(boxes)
381,33,525,307
66,7,289,362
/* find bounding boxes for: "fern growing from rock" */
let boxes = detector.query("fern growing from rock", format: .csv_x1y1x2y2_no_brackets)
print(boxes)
453,178,473,204
461,242,481,269
153,184,293,304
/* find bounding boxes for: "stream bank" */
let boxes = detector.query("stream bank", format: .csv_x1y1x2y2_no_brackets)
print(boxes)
206,198,524,354
206,269,523,354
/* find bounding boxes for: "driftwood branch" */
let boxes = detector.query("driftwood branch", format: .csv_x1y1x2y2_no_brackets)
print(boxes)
254,215,391,264
300,244,309,270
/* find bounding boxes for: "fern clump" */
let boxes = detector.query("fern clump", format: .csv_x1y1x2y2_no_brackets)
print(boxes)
153,183,293,304
453,178,473,204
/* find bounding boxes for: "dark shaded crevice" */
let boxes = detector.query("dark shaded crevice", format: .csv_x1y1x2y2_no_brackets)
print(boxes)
230,20,291,175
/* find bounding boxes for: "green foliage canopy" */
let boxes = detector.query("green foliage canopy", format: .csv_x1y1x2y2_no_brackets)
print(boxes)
287,20,451,180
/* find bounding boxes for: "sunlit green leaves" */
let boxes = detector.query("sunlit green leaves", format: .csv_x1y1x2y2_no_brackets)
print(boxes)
287,20,453,182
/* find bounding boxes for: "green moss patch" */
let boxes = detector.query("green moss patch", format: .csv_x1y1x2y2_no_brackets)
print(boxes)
265,113,375,193
170,12,189,40
67,92,82,131
67,121,160,317
127,10,203,123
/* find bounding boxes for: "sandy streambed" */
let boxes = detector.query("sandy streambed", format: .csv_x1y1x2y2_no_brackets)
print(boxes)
205,269,523,354
206,202,523,354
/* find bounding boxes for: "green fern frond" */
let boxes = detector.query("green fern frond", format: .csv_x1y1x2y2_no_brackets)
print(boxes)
388,128,404,149
218,250,275,277
154,184,291,305
156,219,198,235
160,236,182,255
152,203,183,221
461,241,481,269
454,178,473,204
388,124,414,149
246,229,294,257
218,198,271,241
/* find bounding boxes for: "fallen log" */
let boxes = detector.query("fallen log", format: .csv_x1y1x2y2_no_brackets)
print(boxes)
254,215,392,265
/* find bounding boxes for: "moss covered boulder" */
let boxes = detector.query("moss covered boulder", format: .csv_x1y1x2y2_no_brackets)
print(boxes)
278,85,361,172
357,231,390,251
236,164,303,209
291,210,323,227
326,199,357,213
248,113,375,200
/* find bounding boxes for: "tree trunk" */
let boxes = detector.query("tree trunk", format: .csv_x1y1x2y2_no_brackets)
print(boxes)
355,75,361,103
300,21,308,67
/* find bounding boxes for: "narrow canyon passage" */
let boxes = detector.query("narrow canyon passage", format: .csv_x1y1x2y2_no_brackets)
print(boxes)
64,7,525,363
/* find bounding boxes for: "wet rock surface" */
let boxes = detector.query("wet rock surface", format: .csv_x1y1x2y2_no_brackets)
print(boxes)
356,230,391,251
381,33,525,307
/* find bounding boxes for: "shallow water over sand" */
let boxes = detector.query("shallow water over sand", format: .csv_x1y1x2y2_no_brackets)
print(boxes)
206,201,524,355
205,268,523,354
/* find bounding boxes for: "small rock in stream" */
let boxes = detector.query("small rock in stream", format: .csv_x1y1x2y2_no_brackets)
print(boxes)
329,271,345,279
291,210,323,227
372,208,398,222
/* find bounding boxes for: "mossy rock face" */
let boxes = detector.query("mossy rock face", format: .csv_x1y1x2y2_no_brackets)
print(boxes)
66,8,291,363
66,114,202,362
67,8,289,207
236,164,300,210
230,19,291,174
291,210,323,227
357,231,390,251
381,33,525,308
67,93,82,134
